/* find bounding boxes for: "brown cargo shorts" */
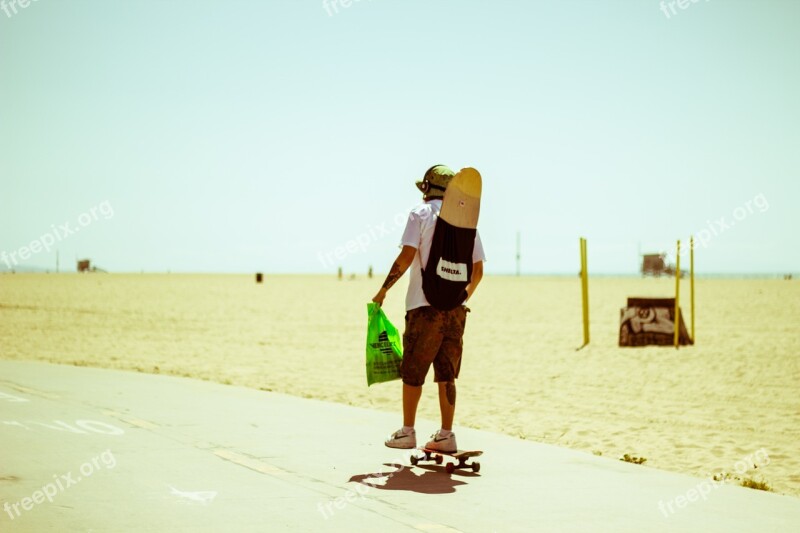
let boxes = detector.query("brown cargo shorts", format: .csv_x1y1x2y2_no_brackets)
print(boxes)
400,305,469,387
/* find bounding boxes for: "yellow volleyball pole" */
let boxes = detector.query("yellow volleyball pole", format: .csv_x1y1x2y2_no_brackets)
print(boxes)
673,240,681,348
690,236,695,343
580,237,590,347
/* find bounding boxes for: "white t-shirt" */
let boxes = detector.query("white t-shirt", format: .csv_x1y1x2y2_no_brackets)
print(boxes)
400,199,486,311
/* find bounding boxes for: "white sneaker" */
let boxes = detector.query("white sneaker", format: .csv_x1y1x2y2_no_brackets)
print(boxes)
425,431,457,453
385,428,416,449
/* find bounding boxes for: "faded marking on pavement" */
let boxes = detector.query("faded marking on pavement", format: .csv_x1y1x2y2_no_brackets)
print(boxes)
2,421,31,430
0,384,59,400
168,485,217,505
0,391,30,403
102,410,159,429
414,525,463,533
0,419,125,435
213,449,290,478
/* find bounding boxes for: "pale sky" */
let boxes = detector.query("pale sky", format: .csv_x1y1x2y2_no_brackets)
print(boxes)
1,0,798,274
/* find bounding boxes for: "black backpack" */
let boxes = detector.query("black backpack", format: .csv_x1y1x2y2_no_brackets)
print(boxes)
421,217,476,311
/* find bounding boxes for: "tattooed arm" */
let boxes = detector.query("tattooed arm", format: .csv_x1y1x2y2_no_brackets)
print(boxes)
371,245,417,306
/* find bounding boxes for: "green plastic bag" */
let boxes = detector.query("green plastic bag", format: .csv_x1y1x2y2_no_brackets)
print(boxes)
365,302,403,386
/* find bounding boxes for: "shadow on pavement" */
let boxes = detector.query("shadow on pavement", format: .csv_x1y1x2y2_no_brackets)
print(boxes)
348,463,479,495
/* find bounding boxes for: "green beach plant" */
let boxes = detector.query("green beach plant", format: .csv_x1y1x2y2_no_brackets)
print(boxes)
620,454,647,465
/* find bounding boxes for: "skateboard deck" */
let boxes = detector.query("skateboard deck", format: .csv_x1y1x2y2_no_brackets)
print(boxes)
410,447,483,473
440,167,482,230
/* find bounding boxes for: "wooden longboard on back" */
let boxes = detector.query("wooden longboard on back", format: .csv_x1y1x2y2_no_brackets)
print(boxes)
439,167,482,230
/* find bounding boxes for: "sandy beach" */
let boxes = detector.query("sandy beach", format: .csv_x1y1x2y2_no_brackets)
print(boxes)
1,273,798,497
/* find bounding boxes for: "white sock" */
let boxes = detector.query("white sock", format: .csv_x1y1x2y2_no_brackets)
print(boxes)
402,426,415,434
438,429,452,437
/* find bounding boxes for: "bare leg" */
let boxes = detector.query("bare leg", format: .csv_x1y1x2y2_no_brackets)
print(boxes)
437,381,456,431
403,383,423,427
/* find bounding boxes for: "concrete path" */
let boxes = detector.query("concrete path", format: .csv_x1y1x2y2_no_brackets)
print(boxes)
0,361,798,532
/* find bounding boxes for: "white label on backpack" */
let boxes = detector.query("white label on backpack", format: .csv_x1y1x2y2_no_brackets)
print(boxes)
436,258,468,282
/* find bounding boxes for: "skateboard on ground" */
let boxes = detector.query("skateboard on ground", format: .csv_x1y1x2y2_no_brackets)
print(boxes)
440,167,481,229
410,448,483,473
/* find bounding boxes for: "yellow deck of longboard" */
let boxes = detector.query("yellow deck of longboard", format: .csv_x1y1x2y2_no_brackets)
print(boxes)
439,167,482,229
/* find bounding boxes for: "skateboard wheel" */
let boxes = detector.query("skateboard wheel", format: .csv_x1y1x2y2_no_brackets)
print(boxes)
472,462,481,473
435,455,443,465
410,455,418,466
445,463,455,474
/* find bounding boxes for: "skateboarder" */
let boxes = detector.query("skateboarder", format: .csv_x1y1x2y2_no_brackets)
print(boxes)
372,164,485,453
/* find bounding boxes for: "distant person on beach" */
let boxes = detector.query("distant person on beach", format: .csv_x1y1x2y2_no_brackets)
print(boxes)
372,164,485,452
